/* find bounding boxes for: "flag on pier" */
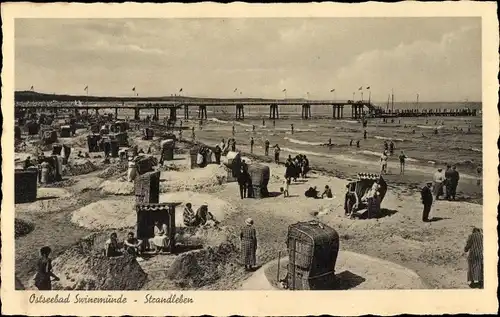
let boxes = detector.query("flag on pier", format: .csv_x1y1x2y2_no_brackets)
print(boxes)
366,86,370,90
330,89,335,92
132,87,136,92
30,86,34,91
179,88,183,92
358,86,363,90
282,89,287,92
84,86,88,91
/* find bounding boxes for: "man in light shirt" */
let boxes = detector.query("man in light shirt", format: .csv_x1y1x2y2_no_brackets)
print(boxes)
433,168,445,200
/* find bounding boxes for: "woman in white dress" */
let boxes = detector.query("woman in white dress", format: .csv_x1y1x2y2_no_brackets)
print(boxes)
149,221,169,253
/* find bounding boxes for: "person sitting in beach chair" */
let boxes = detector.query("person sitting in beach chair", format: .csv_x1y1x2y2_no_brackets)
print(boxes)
148,221,170,254
124,232,143,257
105,232,123,257
344,183,358,217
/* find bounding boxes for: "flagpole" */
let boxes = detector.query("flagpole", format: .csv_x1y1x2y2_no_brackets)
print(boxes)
86,86,89,115
352,92,355,101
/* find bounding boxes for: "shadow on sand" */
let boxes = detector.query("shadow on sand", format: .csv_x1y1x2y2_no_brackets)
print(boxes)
267,191,283,198
335,270,367,290
36,196,59,201
428,217,451,222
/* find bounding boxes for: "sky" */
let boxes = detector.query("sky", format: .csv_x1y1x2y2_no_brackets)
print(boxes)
15,18,481,102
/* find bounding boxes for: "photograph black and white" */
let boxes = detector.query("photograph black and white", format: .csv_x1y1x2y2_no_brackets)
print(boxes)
11,16,487,292
2,3,497,315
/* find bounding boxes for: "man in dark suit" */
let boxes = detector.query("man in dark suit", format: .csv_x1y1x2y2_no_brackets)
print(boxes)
421,182,434,222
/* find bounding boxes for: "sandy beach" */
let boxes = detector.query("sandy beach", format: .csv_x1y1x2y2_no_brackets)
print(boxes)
14,118,482,290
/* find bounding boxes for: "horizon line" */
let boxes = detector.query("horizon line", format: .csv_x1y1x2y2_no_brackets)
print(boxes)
15,90,481,104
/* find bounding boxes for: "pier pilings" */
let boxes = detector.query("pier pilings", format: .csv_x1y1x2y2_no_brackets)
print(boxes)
235,104,245,120
198,105,207,119
269,104,279,120
301,104,312,119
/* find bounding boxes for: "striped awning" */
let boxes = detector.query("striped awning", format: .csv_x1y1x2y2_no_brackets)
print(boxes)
136,202,182,212
357,173,380,180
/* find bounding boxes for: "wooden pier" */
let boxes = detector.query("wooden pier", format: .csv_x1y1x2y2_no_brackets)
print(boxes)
15,99,477,121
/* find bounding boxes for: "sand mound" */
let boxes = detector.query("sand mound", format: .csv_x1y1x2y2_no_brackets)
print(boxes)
15,218,35,238
63,159,98,176
50,234,147,290
176,225,237,248
99,180,134,195
159,191,237,227
166,241,239,288
159,164,227,192
253,252,427,291
97,163,128,179
71,197,136,230
70,177,104,193
16,188,78,214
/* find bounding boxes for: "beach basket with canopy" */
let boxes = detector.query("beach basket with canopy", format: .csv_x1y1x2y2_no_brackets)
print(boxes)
15,125,22,139
247,163,270,198
223,151,242,179
25,121,40,135
347,173,387,218
143,128,154,140
15,169,38,203
135,155,158,175
136,202,179,253
87,134,102,152
285,220,340,290
134,171,160,204
60,125,72,138
41,129,58,145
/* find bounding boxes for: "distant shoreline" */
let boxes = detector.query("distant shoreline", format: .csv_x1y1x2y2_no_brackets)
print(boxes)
15,91,482,105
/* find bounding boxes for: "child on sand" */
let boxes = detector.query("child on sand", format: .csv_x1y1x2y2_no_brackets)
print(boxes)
282,177,290,198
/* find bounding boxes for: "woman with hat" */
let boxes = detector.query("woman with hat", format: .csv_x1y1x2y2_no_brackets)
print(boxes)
240,218,258,271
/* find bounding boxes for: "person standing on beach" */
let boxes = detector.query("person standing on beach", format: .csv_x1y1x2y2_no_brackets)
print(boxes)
383,141,389,152
250,137,254,153
464,227,483,288
274,144,281,164
232,124,236,136
363,130,367,139
291,124,294,135
380,151,388,174
389,140,395,155
356,140,360,148
252,125,255,132
273,119,276,127
349,139,353,146
191,127,195,141
444,165,453,200
433,168,445,200
262,118,265,126
421,182,433,222
264,139,270,156
231,139,237,152
240,218,257,271
34,246,59,290
399,151,407,174
237,164,249,199
449,166,460,200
